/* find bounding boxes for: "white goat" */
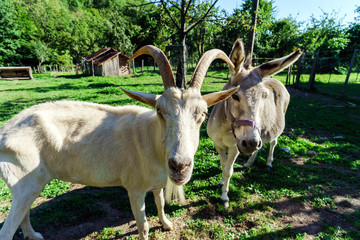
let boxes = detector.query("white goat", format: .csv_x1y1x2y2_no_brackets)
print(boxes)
0,45,238,240
207,39,302,206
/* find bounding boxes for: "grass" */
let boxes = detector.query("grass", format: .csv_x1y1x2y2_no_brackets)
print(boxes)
276,72,360,101
0,70,359,239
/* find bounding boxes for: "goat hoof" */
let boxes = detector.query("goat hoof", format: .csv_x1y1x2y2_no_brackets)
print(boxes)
223,200,229,208
243,164,251,168
265,166,272,171
25,233,44,240
163,220,173,231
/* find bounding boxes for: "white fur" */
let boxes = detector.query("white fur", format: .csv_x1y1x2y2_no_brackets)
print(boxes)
0,44,240,240
0,85,237,240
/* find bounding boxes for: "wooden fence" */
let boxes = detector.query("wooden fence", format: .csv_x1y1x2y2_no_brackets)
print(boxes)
294,49,359,96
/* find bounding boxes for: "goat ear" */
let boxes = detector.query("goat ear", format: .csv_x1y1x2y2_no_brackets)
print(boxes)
202,86,240,107
229,39,246,73
255,49,302,78
120,87,158,108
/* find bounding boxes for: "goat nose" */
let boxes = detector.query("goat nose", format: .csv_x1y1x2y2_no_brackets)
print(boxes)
168,158,191,173
241,139,262,152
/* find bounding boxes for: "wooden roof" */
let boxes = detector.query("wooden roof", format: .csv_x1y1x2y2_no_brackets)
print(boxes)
84,48,129,66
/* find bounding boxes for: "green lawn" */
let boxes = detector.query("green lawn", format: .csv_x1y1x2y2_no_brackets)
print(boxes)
275,72,360,101
0,71,359,240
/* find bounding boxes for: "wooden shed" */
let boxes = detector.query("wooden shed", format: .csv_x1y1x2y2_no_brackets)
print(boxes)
83,48,130,76
0,67,34,80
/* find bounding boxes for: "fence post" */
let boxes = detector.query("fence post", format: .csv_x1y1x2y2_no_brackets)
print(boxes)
286,65,292,86
91,59,94,76
342,49,358,96
296,53,305,85
309,51,319,91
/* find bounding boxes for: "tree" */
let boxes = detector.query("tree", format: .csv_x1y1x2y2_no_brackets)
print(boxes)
258,18,300,58
299,11,350,73
188,6,225,59
157,0,219,88
300,11,349,53
124,0,165,49
20,0,74,61
30,40,50,72
347,6,360,50
105,11,134,55
0,0,22,65
214,0,275,60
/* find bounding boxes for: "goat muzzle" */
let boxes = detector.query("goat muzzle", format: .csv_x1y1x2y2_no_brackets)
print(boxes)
168,157,192,185
238,138,262,155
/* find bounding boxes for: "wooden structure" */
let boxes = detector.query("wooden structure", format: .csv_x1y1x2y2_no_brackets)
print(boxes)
0,67,33,80
342,49,359,96
83,48,130,77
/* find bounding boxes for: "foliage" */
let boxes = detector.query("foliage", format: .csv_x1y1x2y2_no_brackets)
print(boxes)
214,0,276,57
258,18,301,58
187,3,226,59
347,6,360,52
0,0,358,79
40,179,72,198
153,0,221,87
0,0,22,65
29,40,51,70
299,11,350,53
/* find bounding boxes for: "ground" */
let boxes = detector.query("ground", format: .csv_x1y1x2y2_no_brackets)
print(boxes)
0,85,359,240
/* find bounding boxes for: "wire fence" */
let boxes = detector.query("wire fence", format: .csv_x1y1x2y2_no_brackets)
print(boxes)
29,48,360,101
131,49,360,97
31,64,80,74
286,49,360,100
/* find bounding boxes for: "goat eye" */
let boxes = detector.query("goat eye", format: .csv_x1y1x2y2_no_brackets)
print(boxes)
196,112,207,124
232,94,240,101
262,91,268,99
156,108,163,117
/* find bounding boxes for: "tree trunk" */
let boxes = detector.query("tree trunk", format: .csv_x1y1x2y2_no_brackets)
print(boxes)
38,62,43,73
176,36,187,88
245,0,259,67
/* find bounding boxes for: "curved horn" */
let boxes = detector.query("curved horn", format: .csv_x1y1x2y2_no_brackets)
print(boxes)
130,45,175,89
189,49,235,89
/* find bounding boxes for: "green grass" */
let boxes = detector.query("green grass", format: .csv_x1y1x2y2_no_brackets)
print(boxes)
0,71,359,239
276,72,360,101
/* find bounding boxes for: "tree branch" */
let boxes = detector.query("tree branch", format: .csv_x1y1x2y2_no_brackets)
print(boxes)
184,0,218,34
185,14,228,22
184,0,192,17
168,0,181,12
126,1,160,8
160,0,180,30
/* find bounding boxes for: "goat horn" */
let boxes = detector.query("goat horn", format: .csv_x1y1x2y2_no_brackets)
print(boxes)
129,45,175,89
189,49,235,89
